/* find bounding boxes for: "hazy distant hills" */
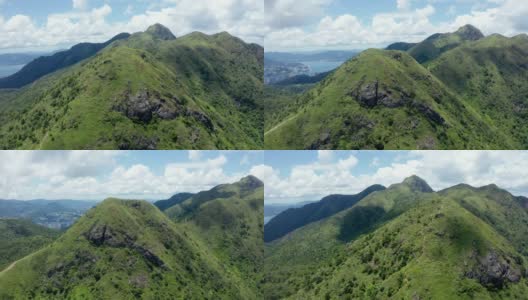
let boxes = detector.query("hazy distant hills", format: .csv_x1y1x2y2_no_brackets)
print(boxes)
0,33,131,89
0,24,264,150
264,184,385,242
264,50,358,85
264,176,528,299
0,199,97,229
264,25,528,150
0,176,264,299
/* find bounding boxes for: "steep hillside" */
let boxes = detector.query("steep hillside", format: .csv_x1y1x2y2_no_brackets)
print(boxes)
264,177,528,299
427,34,528,146
165,176,264,295
0,24,263,150
154,193,194,211
0,198,259,299
408,24,484,63
0,219,59,270
0,33,131,89
265,49,504,149
264,184,385,242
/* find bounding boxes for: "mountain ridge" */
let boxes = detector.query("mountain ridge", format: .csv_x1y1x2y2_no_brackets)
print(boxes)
264,176,528,299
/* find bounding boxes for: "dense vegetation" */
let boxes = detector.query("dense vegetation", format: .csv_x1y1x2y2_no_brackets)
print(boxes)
264,176,528,299
0,24,264,150
0,219,59,270
153,193,194,211
264,184,385,242
264,25,528,150
0,176,264,299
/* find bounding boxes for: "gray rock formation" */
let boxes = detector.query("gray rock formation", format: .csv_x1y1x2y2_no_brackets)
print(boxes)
465,251,522,289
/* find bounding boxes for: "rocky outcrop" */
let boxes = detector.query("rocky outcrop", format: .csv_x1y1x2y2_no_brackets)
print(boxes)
113,88,215,131
113,89,180,123
355,81,405,108
465,251,522,289
411,101,445,125
84,224,167,269
353,81,445,125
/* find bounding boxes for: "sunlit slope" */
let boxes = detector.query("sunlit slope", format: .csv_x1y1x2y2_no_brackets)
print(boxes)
264,177,528,299
265,49,503,150
0,198,257,299
0,24,263,150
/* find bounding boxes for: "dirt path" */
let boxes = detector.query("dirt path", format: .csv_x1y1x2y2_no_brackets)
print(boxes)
264,114,298,136
0,260,17,275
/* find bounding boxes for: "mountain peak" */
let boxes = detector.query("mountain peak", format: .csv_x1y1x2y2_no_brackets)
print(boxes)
402,175,434,193
146,23,176,40
238,175,263,189
455,24,484,40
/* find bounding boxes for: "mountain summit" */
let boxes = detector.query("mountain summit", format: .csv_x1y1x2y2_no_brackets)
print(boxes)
455,24,485,40
402,175,434,193
146,23,176,40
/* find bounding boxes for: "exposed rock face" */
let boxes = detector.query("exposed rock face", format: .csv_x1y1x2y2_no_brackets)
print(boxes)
114,89,180,123
466,251,522,289
117,135,159,150
356,81,405,108
356,81,408,108
84,224,167,269
353,81,445,125
411,101,446,125
113,88,215,131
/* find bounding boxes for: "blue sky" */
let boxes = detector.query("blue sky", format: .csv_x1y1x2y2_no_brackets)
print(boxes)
265,0,528,51
260,150,528,204
0,150,263,201
0,0,264,52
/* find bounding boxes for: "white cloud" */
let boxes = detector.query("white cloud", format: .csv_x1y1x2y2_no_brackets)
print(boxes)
265,151,528,204
188,150,202,161
0,0,264,51
265,0,528,51
73,0,88,10
397,0,411,10
0,152,257,201
317,150,334,162
265,4,438,50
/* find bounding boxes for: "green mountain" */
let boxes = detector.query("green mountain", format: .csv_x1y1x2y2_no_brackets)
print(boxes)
386,42,417,51
264,176,528,299
0,24,263,150
0,176,264,299
165,175,264,294
0,33,131,89
153,193,194,211
264,25,528,150
264,184,385,242
0,219,59,271
408,24,484,63
427,33,528,146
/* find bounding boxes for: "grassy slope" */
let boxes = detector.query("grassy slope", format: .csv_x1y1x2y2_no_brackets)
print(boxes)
0,199,257,299
0,219,60,271
264,179,528,299
265,49,505,150
427,34,528,147
166,176,264,297
0,30,263,150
